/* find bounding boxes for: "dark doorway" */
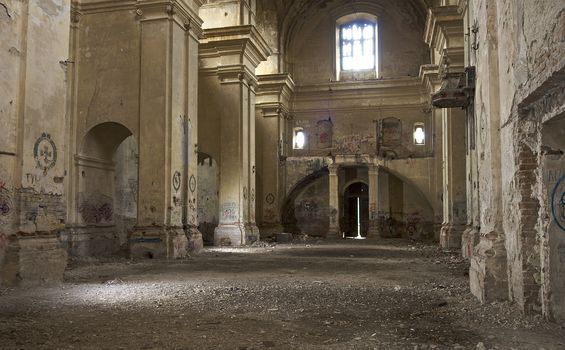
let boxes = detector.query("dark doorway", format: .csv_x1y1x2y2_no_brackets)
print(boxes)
342,182,369,237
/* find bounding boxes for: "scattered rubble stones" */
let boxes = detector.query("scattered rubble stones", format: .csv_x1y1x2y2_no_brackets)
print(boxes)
0,239,563,349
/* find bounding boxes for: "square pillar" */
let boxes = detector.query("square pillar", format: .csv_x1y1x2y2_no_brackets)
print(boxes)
199,26,271,246
328,164,340,239
367,165,380,238
439,106,468,249
130,0,203,259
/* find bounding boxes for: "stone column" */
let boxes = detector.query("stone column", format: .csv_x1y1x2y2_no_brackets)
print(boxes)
440,108,467,249
130,0,203,259
367,165,380,238
255,74,295,237
199,26,271,246
328,164,340,239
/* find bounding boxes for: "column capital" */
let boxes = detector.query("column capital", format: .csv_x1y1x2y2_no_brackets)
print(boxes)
368,164,379,174
328,164,339,175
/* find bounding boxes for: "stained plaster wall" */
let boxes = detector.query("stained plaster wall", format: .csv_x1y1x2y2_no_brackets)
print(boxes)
0,0,70,284
470,0,565,321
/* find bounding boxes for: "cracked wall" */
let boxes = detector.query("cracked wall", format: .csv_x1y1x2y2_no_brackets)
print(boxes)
470,0,565,321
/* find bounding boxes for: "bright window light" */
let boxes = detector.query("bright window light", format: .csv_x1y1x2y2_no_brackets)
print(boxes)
340,22,376,71
414,124,425,145
294,129,305,149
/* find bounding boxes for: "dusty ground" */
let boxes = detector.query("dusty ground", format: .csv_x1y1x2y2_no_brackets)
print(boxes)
0,239,564,350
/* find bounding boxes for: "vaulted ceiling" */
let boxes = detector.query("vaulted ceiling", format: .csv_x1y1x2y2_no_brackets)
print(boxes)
259,0,432,70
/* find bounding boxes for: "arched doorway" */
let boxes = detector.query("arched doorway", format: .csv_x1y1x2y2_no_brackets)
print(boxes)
342,182,369,237
73,122,138,257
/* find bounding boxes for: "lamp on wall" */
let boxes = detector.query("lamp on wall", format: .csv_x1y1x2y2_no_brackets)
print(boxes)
413,123,425,145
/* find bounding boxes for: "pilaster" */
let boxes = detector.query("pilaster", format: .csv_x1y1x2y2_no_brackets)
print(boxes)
130,0,204,258
255,74,295,237
367,165,380,238
199,25,271,246
328,164,340,239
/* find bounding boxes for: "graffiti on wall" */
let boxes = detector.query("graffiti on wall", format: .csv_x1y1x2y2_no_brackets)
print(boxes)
405,212,425,239
189,174,196,193
79,193,113,224
172,171,181,192
334,134,375,154
0,181,11,219
221,202,238,222
551,175,565,231
33,133,57,175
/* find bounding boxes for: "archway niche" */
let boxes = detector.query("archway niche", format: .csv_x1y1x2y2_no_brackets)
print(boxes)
377,168,434,240
541,113,565,321
281,167,330,237
72,122,138,257
342,182,369,238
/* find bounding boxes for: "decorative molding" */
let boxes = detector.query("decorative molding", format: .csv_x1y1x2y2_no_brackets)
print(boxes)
74,155,115,171
200,25,272,68
424,5,464,51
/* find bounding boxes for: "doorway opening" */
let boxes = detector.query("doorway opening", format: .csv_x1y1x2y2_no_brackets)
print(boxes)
342,182,369,238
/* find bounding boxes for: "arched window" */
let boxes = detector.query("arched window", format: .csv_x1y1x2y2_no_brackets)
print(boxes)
336,13,379,80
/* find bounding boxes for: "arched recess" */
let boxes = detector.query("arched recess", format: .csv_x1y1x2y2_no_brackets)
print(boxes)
342,181,369,237
281,167,329,236
377,166,434,239
197,152,219,245
71,122,138,257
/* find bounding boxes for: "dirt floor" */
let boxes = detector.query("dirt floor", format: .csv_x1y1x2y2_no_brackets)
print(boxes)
0,239,564,350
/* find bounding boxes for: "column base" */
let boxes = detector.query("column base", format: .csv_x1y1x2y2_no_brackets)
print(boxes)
461,225,480,259
130,226,189,259
469,231,508,303
184,225,204,255
327,226,341,240
440,223,466,249
245,223,260,244
61,225,123,258
214,223,259,246
1,233,67,287
367,223,380,238
258,223,284,239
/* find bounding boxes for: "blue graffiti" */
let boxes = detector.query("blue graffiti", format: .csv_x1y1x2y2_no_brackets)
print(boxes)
551,175,565,231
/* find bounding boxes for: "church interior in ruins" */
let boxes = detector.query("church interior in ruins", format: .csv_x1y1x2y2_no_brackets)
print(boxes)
0,0,564,348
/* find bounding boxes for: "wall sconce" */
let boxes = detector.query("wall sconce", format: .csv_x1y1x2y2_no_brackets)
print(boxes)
293,127,305,149
413,123,425,145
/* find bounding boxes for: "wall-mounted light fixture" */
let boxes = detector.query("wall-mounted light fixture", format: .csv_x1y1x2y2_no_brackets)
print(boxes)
413,123,425,145
293,127,305,149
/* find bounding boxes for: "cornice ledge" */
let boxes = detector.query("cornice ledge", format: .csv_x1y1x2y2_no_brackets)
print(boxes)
419,64,440,92
295,77,423,94
201,25,272,65
256,102,291,119
137,0,203,32
257,73,296,96
217,65,258,87
72,0,136,13
424,5,463,48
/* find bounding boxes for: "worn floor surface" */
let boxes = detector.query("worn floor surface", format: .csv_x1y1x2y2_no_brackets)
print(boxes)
0,239,564,350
